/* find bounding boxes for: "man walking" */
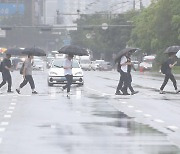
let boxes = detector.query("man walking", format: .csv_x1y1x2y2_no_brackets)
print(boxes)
115,52,138,95
16,54,38,94
115,52,130,95
62,54,73,97
160,53,180,94
0,54,13,93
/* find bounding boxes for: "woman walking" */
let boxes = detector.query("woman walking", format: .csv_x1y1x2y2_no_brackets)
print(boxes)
16,54,38,94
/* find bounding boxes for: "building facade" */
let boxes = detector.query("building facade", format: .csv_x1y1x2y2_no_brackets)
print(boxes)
0,0,41,26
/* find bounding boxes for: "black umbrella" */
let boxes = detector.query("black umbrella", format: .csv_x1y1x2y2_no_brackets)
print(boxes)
22,47,46,56
164,46,180,54
58,45,89,56
115,47,139,63
5,48,24,56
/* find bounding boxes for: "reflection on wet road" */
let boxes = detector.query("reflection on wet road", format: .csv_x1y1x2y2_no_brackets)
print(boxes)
36,88,180,154
0,71,180,154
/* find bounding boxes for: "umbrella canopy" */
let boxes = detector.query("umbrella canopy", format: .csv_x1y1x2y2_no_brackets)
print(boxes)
164,46,180,54
176,50,180,58
115,47,139,63
22,47,46,56
58,45,89,56
4,48,23,56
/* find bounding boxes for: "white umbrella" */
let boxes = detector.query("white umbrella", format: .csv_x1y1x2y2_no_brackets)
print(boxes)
176,50,180,58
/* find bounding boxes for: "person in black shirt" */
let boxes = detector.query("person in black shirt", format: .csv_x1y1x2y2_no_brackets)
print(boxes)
160,53,180,94
0,54,13,93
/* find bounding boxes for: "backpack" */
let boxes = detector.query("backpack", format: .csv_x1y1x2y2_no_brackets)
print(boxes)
20,62,25,75
117,61,121,72
0,62,2,72
160,62,168,74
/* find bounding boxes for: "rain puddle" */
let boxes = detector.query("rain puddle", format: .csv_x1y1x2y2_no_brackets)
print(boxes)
36,94,180,154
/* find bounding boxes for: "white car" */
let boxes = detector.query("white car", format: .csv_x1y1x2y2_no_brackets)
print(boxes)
90,61,99,71
33,59,44,71
139,61,153,70
48,58,84,86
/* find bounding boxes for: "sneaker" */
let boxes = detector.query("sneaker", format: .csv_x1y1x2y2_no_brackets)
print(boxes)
115,91,122,95
131,91,139,95
67,92,70,97
176,89,180,94
7,90,14,93
159,90,165,94
16,89,20,94
32,91,38,94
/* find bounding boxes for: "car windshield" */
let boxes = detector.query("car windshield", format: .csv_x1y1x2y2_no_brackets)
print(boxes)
52,59,80,68
95,60,105,64
34,61,43,65
80,60,91,64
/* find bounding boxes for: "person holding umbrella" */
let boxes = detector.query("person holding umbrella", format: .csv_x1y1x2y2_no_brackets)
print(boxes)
0,53,13,93
115,48,139,95
16,54,38,94
61,54,74,97
160,52,180,94
122,52,139,95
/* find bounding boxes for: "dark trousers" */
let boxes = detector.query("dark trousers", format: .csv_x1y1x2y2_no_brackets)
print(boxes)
116,74,123,93
20,75,35,90
160,73,177,90
63,75,73,93
116,71,129,94
126,73,134,93
0,72,12,91
116,71,134,94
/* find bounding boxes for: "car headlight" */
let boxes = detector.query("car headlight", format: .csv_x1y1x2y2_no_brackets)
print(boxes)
49,72,58,75
75,72,83,75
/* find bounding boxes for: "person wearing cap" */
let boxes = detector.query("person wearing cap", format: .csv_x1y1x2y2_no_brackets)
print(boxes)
0,54,13,93
16,54,38,94
62,54,73,96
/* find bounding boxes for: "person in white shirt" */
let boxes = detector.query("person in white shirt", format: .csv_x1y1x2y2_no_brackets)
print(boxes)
116,52,138,95
62,54,73,96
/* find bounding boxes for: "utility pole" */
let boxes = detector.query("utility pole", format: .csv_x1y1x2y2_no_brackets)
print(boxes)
140,0,143,10
133,0,135,10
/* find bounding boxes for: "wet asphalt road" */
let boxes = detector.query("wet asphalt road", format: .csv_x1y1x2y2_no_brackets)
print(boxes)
0,70,180,154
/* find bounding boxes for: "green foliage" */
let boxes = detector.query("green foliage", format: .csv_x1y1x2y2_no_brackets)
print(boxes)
70,13,135,60
129,0,180,71
70,0,179,66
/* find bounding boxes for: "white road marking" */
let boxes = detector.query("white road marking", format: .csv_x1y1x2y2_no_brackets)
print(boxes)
10,103,16,106
154,119,165,123
128,105,134,108
18,95,31,97
0,95,6,97
0,138,2,144
9,107,15,110
1,122,9,126
50,125,56,129
144,114,152,117
167,126,179,130
135,110,143,113
0,128,6,132
7,111,13,114
85,87,102,94
121,102,127,104
4,115,11,118
11,99,17,101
